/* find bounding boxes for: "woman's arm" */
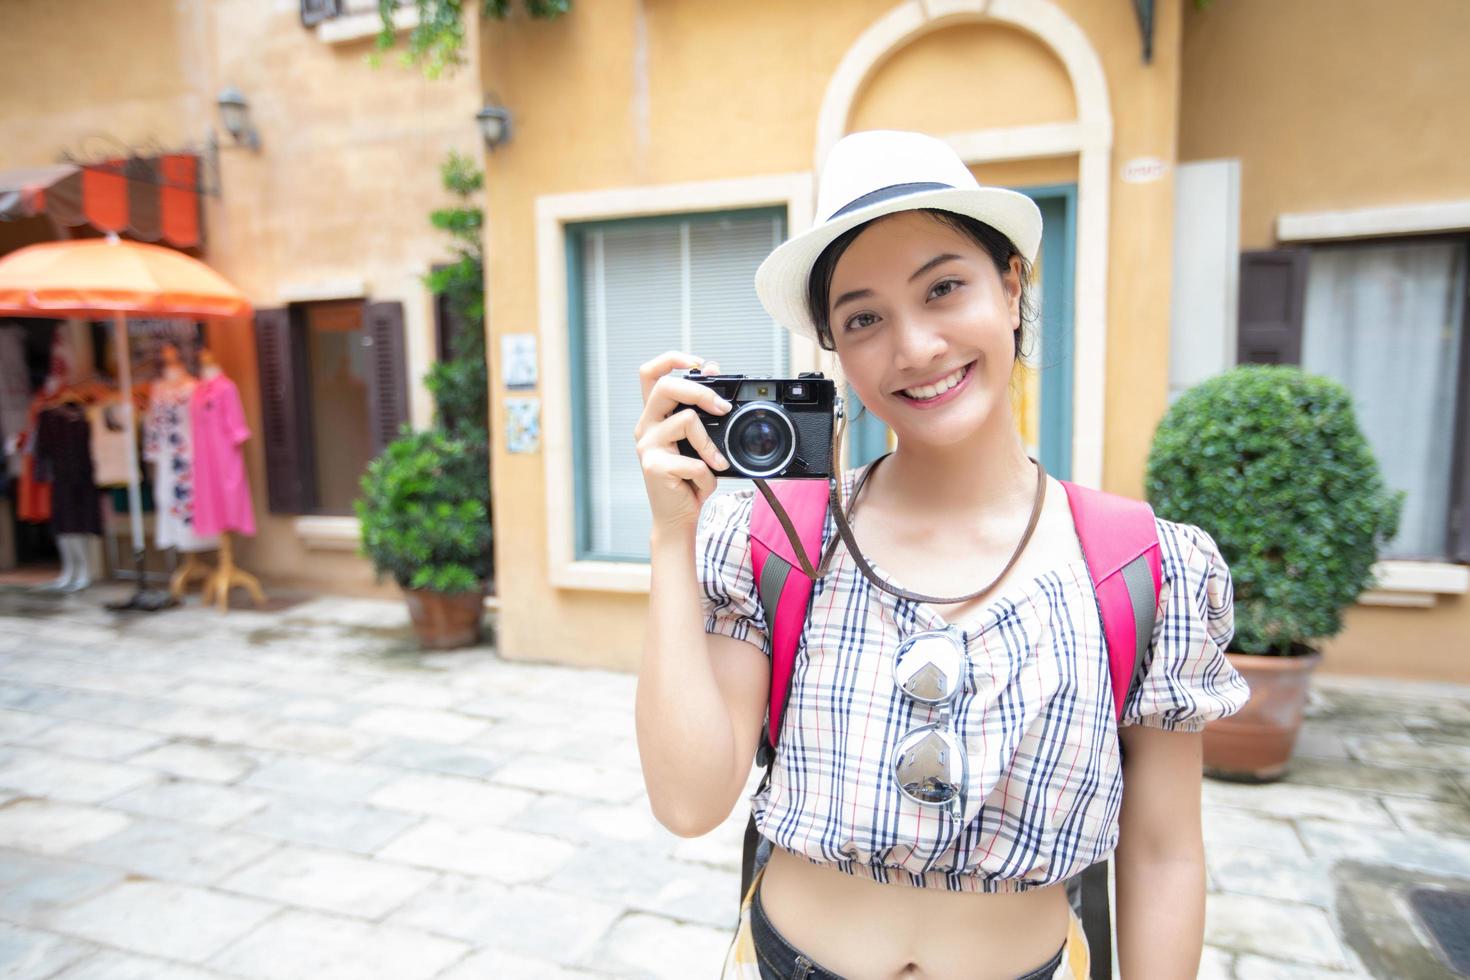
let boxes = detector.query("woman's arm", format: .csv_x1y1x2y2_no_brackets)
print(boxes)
633,351,770,838
1114,725,1209,979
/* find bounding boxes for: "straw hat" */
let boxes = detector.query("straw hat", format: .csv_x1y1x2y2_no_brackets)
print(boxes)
754,130,1042,344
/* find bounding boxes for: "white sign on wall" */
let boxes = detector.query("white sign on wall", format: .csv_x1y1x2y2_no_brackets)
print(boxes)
501,333,538,390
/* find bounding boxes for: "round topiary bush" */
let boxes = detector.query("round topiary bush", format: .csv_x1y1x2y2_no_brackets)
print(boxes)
1146,364,1402,656
356,427,493,595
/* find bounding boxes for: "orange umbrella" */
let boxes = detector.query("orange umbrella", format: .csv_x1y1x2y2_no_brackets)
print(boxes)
0,234,252,606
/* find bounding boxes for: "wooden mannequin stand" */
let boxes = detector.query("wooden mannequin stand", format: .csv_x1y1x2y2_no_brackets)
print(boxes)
170,552,214,599
201,532,266,612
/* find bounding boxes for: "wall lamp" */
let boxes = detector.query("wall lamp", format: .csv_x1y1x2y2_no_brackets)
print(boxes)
216,86,261,151
477,96,512,151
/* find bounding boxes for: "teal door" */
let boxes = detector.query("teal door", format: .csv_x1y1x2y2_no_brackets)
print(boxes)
844,183,1077,480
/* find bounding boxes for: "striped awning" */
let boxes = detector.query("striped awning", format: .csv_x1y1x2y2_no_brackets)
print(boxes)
0,154,204,249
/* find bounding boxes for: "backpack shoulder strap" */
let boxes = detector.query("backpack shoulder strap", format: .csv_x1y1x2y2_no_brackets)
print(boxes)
748,478,829,756
1058,480,1163,724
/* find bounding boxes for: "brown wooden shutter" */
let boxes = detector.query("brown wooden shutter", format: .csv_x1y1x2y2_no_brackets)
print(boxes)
254,306,314,513
364,301,410,455
1237,249,1308,364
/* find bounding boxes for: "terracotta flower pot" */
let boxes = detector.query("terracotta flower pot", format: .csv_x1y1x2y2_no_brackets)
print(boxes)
402,586,484,650
1202,648,1322,783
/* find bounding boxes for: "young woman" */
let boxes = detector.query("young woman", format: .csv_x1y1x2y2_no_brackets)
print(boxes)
634,130,1250,980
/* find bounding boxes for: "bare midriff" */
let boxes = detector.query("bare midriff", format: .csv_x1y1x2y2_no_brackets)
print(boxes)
758,845,1071,980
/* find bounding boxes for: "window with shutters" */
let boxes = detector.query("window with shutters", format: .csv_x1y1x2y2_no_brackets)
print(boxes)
254,299,408,516
1239,239,1470,562
566,208,788,562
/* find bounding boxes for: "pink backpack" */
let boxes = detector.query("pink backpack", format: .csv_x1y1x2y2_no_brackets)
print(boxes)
742,474,1162,980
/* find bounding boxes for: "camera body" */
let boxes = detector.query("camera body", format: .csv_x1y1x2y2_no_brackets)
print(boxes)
676,371,836,480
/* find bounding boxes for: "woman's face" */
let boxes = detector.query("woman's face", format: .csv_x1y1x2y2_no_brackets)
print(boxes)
827,210,1022,449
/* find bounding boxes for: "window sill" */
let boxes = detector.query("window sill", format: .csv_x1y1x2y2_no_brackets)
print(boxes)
550,559,651,594
293,515,361,552
316,7,419,45
1357,559,1470,608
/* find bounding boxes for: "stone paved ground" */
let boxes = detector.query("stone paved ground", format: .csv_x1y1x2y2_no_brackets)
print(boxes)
0,585,1467,979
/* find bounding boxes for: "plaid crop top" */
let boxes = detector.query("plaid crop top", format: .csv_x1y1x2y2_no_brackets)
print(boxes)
695,465,1251,894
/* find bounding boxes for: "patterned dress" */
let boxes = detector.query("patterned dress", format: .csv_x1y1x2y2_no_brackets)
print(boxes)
144,379,218,553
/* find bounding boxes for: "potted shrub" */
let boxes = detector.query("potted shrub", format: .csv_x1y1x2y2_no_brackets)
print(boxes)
356,152,493,649
1146,364,1402,782
357,429,492,648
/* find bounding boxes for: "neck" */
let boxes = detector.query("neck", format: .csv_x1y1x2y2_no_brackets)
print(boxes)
871,403,1036,518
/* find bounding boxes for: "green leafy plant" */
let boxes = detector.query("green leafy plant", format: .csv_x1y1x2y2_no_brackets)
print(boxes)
374,0,570,78
1146,365,1403,656
357,151,493,595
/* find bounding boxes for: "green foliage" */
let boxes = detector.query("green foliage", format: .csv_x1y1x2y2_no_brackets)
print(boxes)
356,427,492,592
375,0,570,78
357,152,493,594
1146,365,1403,656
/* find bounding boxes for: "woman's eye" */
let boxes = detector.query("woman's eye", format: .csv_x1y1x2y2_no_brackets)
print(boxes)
844,312,879,332
929,279,962,300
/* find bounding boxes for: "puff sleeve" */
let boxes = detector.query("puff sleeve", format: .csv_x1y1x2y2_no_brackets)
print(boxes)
1120,518,1252,732
694,489,770,657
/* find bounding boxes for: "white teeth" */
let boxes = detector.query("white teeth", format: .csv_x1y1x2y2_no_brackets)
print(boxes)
901,364,967,401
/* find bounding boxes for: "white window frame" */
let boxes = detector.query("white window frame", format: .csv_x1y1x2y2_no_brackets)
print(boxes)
535,173,818,592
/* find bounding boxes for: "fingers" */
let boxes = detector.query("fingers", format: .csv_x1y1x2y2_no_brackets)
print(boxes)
639,407,729,473
661,454,718,504
639,350,702,403
634,377,731,442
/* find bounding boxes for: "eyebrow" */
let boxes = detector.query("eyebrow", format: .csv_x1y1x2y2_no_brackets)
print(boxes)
830,254,965,313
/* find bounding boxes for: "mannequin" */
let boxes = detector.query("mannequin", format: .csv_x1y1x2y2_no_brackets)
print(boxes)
190,349,264,611
32,387,103,593
143,343,218,597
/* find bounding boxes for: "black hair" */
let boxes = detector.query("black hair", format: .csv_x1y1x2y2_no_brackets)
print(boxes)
804,208,1038,361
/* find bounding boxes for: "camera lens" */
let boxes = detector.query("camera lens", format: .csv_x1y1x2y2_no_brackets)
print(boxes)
724,404,796,478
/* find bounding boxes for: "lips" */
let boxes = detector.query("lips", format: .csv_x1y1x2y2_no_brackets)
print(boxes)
896,361,975,402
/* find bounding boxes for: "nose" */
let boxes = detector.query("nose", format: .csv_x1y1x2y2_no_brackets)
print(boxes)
889,312,948,376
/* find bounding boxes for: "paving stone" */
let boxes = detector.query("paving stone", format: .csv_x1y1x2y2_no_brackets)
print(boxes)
1379,795,1470,838
545,844,738,930
240,720,383,760
388,873,622,963
239,755,401,801
491,754,645,804
590,911,733,980
1206,849,1339,908
164,682,276,711
0,849,126,925
1344,732,1470,772
1201,780,1396,828
0,921,95,978
32,690,172,729
367,771,537,824
358,737,506,778
0,684,65,713
0,748,158,804
1197,945,1235,980
506,795,670,849
70,817,277,886
143,706,266,746
1285,755,1469,803
377,818,575,883
219,845,435,919
46,879,277,963
1297,818,1470,878
348,680,461,709
349,707,488,744
13,720,169,761
237,797,419,855
251,693,370,726
206,908,467,980
127,742,260,783
435,948,610,980
0,800,131,854
1233,953,1368,978
1204,893,1350,969
103,778,271,828
1201,805,1308,858
50,949,236,979
61,667,182,700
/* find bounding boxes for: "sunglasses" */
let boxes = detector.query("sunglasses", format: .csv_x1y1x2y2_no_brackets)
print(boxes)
890,626,970,820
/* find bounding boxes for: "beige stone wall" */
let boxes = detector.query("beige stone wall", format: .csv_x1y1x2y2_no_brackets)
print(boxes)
2,0,484,597
479,0,1186,669
1178,0,1469,683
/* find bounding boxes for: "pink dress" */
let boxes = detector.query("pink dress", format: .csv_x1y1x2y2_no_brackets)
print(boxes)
189,372,256,537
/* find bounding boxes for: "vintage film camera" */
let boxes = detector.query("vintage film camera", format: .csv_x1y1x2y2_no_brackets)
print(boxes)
675,370,837,480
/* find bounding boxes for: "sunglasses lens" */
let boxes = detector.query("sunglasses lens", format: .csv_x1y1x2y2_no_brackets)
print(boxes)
893,632,964,704
893,725,963,805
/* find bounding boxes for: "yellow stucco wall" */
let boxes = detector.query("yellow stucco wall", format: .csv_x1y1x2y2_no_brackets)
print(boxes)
480,0,1185,669
1178,0,1469,683
1,0,483,597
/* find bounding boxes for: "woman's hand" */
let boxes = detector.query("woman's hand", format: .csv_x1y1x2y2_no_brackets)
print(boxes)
635,351,732,534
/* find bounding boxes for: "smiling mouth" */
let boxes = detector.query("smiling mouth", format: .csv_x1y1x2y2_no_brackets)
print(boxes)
896,361,975,402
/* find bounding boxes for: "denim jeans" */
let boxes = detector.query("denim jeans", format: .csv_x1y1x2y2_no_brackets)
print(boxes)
748,879,1068,980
